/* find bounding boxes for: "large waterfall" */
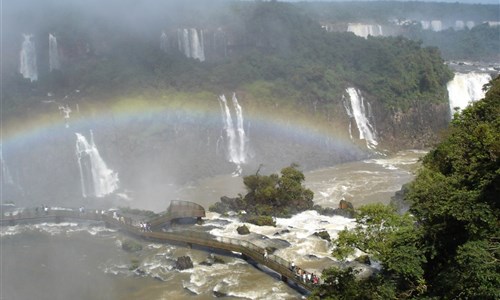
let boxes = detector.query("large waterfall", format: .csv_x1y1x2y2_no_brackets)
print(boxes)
75,132,119,198
345,88,378,149
49,34,60,71
447,72,491,114
176,28,205,61
19,34,38,82
347,23,383,38
218,94,247,175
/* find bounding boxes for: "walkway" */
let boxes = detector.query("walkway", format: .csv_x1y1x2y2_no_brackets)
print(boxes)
1,207,315,293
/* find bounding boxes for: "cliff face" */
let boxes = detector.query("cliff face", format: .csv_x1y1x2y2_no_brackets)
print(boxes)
375,101,450,150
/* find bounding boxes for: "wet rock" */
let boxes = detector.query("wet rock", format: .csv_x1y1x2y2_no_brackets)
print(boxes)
273,229,290,236
200,254,226,266
237,225,250,235
314,230,331,241
339,199,354,210
175,256,194,270
213,290,228,298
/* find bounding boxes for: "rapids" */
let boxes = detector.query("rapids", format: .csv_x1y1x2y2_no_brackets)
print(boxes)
1,150,424,299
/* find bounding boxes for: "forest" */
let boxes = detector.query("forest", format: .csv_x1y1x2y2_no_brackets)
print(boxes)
311,76,500,299
3,0,455,117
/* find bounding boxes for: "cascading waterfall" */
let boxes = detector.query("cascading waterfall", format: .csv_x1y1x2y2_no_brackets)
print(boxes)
75,131,119,198
49,34,60,71
58,105,72,128
160,31,168,52
176,28,205,61
218,94,247,175
19,34,38,82
447,72,491,115
421,20,442,31
0,150,14,185
347,23,383,38
345,88,378,149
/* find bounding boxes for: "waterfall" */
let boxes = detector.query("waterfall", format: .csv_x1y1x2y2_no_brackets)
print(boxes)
430,20,442,31
160,31,168,52
75,131,119,198
58,105,72,128
177,28,205,61
232,93,247,164
19,34,38,82
218,94,247,175
347,23,383,38
447,72,491,115
345,88,378,149
49,34,60,71
422,20,442,31
0,150,14,185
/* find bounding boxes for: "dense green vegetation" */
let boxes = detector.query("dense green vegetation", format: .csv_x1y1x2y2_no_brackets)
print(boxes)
4,1,453,116
311,76,500,299
209,164,314,223
301,1,500,61
406,23,500,61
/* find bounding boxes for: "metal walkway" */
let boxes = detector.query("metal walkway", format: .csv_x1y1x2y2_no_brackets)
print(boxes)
1,206,314,293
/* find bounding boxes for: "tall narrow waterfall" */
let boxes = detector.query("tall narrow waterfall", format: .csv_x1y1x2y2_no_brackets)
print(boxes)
218,94,247,175
345,88,378,149
0,150,14,185
19,34,38,82
160,31,168,52
49,34,60,71
177,28,205,61
447,72,491,114
75,132,119,198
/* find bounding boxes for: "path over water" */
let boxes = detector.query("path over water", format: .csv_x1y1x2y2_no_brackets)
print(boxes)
1,207,315,293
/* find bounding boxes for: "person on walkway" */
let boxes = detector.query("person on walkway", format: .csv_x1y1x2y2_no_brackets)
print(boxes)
264,249,268,260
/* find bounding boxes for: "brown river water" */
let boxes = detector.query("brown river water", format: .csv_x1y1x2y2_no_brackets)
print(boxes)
1,150,424,300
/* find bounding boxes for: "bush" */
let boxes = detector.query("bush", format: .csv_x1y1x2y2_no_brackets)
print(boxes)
244,215,276,226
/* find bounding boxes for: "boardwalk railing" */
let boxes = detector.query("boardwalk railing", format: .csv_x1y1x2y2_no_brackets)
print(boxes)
1,208,315,292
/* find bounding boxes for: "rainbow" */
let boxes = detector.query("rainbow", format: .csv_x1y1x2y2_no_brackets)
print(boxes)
2,92,358,153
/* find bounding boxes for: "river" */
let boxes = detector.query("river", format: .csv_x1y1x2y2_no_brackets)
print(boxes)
1,150,424,300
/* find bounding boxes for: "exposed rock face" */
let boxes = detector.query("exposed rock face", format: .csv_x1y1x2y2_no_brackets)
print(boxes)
375,101,450,150
175,256,193,270
339,199,354,210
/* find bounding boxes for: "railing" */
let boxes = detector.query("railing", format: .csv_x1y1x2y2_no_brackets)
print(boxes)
1,207,314,291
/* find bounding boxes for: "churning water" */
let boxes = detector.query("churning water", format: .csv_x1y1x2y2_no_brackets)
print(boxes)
1,150,424,299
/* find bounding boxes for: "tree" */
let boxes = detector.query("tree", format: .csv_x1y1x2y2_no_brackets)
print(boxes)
405,75,500,299
330,204,427,298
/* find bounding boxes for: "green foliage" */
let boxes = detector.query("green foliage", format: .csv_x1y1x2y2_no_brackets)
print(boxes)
309,267,400,300
243,215,276,227
404,75,500,299
242,164,314,217
332,204,425,282
3,0,453,118
316,77,499,299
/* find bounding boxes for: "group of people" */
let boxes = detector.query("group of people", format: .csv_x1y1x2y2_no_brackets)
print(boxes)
290,262,320,285
34,205,50,215
139,221,152,232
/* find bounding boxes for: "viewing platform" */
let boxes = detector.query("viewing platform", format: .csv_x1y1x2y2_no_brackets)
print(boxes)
1,201,315,294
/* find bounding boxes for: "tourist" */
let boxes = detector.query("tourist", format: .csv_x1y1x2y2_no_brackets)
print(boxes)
264,249,268,260
290,261,295,271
